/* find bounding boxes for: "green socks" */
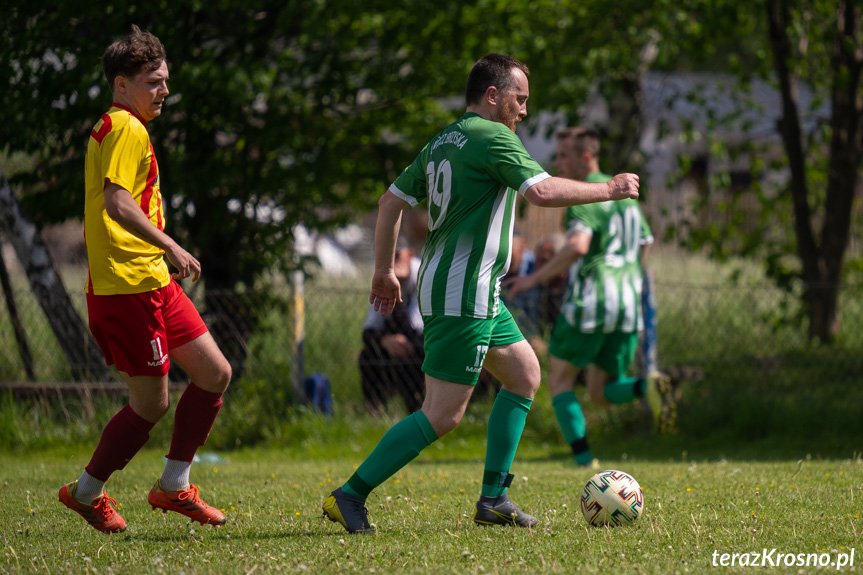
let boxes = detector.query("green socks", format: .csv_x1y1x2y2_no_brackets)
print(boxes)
552,391,593,466
602,376,642,404
481,389,532,498
552,378,644,467
344,410,438,499
343,390,535,500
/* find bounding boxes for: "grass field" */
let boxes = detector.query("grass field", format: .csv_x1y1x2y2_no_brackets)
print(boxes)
1,435,860,574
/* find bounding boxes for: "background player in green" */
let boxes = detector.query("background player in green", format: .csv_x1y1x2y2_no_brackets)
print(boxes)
506,127,674,468
322,55,640,533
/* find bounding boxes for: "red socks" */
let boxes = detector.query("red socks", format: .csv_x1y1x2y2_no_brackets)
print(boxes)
166,382,224,463
83,383,224,480
85,404,155,481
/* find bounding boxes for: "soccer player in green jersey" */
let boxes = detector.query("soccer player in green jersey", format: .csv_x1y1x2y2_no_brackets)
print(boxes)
506,127,675,468
323,55,640,534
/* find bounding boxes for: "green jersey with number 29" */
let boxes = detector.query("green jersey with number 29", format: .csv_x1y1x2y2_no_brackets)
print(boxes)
389,112,550,319
561,171,654,334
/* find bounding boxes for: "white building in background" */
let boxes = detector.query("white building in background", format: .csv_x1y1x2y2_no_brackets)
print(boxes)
518,71,829,245
292,224,363,278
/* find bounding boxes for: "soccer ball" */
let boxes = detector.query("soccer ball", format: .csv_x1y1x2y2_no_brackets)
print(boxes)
580,469,644,527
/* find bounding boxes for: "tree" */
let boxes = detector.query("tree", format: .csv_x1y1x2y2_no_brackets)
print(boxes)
765,0,862,342
1,3,473,373
0,231,35,381
0,170,111,381
675,1,862,343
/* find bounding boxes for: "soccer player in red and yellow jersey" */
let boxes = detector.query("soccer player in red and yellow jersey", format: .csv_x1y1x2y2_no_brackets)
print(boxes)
58,25,231,533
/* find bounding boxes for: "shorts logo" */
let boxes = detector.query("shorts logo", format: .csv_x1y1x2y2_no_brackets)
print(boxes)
148,337,168,367
465,344,488,373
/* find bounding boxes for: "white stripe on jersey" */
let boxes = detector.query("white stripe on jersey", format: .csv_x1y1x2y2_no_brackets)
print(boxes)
567,259,583,290
473,186,509,318
494,199,517,317
445,234,472,316
518,172,552,195
580,276,597,332
568,219,593,237
418,240,445,315
634,273,644,331
603,276,620,333
388,183,420,207
621,273,637,332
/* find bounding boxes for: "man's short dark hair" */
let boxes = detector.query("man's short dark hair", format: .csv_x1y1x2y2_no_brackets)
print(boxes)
102,24,166,90
465,53,530,107
557,127,600,156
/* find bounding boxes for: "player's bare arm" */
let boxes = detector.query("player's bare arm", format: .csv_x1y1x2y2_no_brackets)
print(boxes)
524,173,639,207
103,181,201,282
504,231,589,298
641,243,651,264
369,190,410,316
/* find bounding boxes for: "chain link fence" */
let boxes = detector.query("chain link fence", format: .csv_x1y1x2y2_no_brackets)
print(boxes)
3,276,863,409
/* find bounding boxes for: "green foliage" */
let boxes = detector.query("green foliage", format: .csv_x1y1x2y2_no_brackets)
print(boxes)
665,1,863,339
3,3,459,288
1,1,767,291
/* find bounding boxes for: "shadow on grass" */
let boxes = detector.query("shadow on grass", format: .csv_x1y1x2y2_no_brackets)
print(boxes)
125,528,355,542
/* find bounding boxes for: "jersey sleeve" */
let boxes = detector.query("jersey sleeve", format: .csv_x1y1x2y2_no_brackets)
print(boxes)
563,204,597,237
388,147,429,207
100,123,147,192
485,129,550,194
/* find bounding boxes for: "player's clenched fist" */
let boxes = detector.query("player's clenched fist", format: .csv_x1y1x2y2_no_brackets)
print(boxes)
607,173,640,200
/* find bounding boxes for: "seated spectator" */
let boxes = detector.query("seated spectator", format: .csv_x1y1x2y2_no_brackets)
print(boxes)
358,238,424,415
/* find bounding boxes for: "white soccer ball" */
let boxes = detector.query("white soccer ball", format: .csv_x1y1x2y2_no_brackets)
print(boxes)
580,469,644,527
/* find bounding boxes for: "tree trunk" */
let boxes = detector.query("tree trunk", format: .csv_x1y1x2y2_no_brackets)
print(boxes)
0,235,35,380
603,34,656,174
817,0,863,342
0,171,112,382
765,0,863,343
807,283,841,343
604,74,644,174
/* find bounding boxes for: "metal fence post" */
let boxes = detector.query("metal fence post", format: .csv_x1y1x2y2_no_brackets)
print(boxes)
290,270,306,400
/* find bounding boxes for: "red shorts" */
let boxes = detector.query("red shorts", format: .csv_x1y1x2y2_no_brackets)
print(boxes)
86,279,208,377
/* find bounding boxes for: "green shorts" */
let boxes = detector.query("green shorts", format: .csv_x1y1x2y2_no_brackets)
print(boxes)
548,314,638,377
422,305,524,385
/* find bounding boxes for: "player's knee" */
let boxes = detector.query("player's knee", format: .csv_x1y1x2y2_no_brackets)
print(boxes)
427,411,462,436
513,362,542,397
133,399,170,423
201,359,232,394
216,361,232,393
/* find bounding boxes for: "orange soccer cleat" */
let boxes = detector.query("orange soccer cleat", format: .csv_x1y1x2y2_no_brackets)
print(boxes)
59,481,127,534
147,480,226,526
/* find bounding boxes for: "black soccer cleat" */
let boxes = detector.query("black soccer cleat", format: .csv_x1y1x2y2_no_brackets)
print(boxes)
322,488,375,534
472,493,538,527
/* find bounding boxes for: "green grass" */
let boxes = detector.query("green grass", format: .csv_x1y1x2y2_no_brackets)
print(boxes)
1,445,860,574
